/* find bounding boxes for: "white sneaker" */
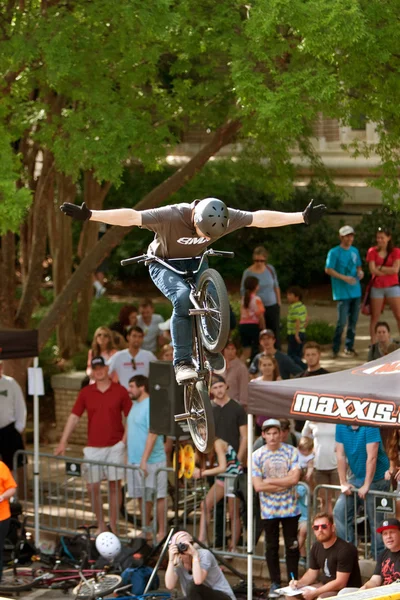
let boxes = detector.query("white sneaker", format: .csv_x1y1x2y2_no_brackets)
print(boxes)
174,362,198,385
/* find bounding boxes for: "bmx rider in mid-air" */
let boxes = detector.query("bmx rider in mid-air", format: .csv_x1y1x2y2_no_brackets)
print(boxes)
61,197,326,384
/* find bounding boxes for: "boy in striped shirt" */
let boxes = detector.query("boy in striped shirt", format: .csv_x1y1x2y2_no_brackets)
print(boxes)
286,286,308,367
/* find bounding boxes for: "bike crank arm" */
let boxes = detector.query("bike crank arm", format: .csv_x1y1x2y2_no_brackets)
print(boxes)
188,308,208,316
175,410,205,422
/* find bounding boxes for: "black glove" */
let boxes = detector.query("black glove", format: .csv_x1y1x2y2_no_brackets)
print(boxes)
60,201,92,221
302,199,327,225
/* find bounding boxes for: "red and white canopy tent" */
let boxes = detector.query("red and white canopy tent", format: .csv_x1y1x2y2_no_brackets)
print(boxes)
245,350,400,598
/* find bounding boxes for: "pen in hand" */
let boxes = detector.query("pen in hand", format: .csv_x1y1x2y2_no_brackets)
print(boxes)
290,573,298,589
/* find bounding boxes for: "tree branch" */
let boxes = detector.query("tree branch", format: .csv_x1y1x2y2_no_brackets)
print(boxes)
38,118,241,348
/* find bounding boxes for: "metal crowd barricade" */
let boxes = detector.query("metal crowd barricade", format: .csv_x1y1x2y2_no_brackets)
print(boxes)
313,483,399,560
14,450,161,541
151,468,312,564
15,450,313,559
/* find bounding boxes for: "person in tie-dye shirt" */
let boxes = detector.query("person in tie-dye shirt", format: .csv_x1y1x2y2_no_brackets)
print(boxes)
252,419,301,598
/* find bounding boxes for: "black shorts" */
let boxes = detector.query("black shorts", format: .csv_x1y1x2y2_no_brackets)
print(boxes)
0,423,25,470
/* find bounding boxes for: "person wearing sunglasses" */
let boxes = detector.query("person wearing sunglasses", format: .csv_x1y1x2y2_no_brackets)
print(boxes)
240,246,282,350
288,512,361,599
107,325,157,390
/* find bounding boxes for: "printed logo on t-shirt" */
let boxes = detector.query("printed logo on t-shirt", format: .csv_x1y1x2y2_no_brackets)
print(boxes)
381,557,400,585
177,237,209,245
323,558,331,578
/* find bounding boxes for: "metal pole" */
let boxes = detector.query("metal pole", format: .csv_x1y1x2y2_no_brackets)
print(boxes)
247,413,254,600
33,356,40,544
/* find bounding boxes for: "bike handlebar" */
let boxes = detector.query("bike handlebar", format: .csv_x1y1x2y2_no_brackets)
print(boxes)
120,254,148,267
120,248,234,270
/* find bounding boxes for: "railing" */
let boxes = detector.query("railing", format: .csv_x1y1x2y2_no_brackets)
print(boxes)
313,483,398,560
15,450,312,564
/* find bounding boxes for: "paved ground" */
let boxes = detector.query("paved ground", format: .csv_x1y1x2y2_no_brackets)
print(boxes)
280,301,397,372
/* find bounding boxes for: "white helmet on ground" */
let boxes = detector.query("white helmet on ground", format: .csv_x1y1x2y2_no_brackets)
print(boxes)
95,532,121,560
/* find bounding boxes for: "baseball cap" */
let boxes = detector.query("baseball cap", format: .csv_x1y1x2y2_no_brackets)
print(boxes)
259,329,275,339
339,225,355,237
91,356,107,368
211,374,226,385
158,319,171,332
262,418,281,431
376,518,400,533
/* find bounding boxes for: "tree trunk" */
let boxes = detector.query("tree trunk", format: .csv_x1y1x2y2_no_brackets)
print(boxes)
15,150,54,328
48,171,77,358
75,171,111,345
38,119,242,348
0,232,17,327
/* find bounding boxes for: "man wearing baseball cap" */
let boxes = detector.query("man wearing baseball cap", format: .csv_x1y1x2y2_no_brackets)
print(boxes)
325,225,364,358
55,356,132,533
249,329,304,380
361,519,400,589
252,418,301,598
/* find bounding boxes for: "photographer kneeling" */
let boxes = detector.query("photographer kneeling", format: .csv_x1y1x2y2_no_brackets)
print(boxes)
165,531,235,600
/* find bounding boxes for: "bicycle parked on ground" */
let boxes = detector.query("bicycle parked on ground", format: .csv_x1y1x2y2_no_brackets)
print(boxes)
0,525,122,598
121,248,233,453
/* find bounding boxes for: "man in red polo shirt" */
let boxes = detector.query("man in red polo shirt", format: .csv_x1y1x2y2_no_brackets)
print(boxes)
55,356,132,533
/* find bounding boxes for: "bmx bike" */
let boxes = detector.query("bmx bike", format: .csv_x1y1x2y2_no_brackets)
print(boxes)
121,248,233,453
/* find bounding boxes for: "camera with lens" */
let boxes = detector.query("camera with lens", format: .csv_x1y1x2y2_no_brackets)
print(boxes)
177,542,188,554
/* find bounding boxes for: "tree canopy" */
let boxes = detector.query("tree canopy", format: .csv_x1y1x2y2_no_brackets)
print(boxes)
1,0,400,360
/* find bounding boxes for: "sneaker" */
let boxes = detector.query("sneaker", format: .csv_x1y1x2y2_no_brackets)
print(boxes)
344,348,358,357
268,582,281,598
174,362,198,384
205,350,226,374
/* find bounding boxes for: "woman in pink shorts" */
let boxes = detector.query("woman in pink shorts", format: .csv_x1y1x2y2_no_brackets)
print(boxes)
366,227,400,342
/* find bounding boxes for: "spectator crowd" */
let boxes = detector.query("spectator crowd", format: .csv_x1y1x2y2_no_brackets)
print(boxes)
51,228,400,598
2,225,400,597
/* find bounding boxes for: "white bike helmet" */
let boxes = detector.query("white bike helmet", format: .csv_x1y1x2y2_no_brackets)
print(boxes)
193,198,229,238
95,532,121,560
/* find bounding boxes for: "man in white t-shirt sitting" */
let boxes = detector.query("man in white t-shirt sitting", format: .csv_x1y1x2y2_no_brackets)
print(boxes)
108,326,157,389
137,298,165,353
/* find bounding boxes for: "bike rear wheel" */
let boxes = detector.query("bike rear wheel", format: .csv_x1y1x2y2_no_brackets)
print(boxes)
72,573,122,599
197,268,230,353
0,567,35,592
185,380,215,453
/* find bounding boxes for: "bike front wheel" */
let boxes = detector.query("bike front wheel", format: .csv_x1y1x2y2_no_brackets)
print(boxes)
197,268,230,353
185,380,215,453
0,567,35,592
72,573,122,599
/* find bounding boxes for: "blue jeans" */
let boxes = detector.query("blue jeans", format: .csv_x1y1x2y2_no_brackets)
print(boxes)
287,333,306,369
333,477,390,558
332,296,361,354
149,259,208,366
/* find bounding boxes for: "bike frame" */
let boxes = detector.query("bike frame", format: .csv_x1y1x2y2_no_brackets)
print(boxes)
15,567,106,586
121,248,233,439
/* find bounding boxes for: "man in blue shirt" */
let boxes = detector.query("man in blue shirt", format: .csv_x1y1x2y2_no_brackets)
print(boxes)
325,226,364,358
333,425,390,559
125,374,167,542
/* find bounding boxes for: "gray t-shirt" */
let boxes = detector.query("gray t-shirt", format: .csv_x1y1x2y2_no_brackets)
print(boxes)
240,265,279,307
137,314,164,352
140,201,253,258
175,549,235,599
